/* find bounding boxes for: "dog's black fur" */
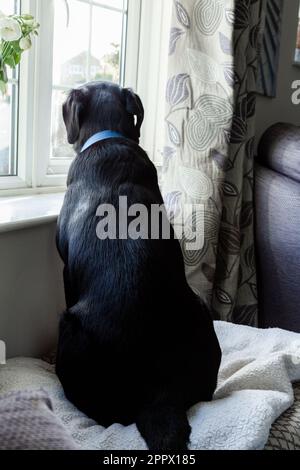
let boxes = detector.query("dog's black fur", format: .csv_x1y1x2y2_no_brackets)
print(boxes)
56,81,221,451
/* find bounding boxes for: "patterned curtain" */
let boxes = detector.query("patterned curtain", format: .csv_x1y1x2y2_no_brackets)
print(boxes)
162,0,262,325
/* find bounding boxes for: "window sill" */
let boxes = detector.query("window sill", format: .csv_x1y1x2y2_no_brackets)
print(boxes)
0,192,65,234
0,163,163,234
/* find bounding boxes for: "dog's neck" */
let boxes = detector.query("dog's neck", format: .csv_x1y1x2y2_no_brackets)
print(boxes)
80,131,128,153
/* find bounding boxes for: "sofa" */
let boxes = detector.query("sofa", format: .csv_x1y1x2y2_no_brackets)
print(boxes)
255,122,300,333
255,122,300,448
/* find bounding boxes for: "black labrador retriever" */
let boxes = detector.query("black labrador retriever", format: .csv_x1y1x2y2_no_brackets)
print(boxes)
56,81,221,451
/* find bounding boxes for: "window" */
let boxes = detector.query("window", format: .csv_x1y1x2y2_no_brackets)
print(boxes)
295,2,300,64
0,0,172,192
0,0,20,178
49,0,128,173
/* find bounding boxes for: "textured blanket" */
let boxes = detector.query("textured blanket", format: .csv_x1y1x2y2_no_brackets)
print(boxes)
0,321,300,450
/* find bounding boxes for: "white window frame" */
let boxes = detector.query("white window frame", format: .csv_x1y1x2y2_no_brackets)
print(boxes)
0,0,171,195
138,0,172,165
0,0,22,189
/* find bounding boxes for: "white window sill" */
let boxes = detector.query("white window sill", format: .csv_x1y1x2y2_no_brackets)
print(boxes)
0,193,65,233
0,163,163,234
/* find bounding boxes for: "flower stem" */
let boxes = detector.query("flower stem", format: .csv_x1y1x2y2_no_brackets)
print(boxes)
1,42,13,63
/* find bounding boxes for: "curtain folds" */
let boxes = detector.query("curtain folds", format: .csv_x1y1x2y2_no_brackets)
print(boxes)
162,0,261,325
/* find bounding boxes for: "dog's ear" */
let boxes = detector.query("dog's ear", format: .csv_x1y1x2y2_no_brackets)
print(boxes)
123,88,144,139
62,87,89,144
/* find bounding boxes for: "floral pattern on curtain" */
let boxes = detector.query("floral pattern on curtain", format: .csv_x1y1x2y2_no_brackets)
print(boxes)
162,0,261,325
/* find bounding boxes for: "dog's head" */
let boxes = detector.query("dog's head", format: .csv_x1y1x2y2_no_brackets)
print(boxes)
62,81,144,151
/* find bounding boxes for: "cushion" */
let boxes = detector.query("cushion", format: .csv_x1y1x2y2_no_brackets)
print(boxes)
1,353,300,450
0,389,78,450
265,382,300,450
2,322,300,450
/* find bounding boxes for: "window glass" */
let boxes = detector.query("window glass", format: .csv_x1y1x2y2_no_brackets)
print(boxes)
0,0,19,177
49,0,126,167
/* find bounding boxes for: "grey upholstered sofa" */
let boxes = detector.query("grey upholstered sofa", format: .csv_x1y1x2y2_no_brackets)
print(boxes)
255,122,300,333
255,122,300,448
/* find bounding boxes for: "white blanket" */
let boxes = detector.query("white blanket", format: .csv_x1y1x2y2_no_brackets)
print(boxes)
1,321,300,450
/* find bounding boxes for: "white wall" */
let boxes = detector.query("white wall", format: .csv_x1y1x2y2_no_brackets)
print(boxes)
255,0,300,146
0,223,65,359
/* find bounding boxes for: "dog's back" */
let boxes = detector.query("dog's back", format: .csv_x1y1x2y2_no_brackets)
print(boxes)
56,82,221,450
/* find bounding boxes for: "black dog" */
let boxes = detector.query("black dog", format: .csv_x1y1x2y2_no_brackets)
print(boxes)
56,81,221,451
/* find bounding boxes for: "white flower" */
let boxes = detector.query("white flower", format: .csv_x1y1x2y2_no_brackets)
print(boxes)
0,17,22,41
19,35,32,50
0,11,5,19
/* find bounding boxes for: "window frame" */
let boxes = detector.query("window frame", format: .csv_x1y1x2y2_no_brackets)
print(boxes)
0,0,170,194
33,0,141,188
0,0,21,186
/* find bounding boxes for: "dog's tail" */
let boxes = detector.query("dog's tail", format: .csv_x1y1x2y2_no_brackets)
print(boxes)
136,404,191,451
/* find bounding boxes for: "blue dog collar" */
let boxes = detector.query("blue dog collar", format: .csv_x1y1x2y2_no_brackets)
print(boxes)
80,131,126,153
